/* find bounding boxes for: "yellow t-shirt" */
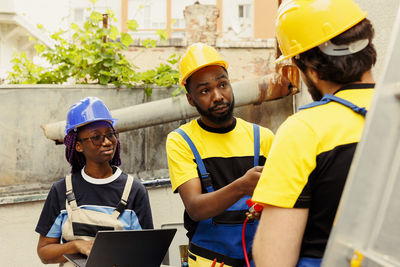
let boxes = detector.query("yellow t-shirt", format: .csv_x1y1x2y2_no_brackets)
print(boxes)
166,117,274,193
252,84,374,258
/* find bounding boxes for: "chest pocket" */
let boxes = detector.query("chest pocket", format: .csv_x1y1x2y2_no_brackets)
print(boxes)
61,174,133,241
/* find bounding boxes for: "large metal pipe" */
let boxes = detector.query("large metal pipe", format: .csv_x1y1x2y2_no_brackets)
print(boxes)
41,64,299,144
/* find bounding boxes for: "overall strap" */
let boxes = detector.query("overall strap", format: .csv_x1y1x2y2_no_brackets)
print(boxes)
175,128,213,193
112,174,134,219
322,94,367,116
299,97,330,110
65,174,78,209
253,124,260,167
299,94,367,116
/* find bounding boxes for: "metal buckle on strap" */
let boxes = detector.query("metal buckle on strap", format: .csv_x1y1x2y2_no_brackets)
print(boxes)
201,176,215,193
201,173,210,178
201,176,212,186
66,192,76,203
115,199,127,214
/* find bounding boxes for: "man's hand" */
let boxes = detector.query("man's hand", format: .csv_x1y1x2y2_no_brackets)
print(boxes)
239,166,264,196
178,166,264,221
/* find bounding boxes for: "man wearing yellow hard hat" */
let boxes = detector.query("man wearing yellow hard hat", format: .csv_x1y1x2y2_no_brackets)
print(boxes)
252,0,376,266
166,43,274,266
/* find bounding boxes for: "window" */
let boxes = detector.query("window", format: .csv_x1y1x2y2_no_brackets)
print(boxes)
239,5,244,18
73,8,85,23
238,4,251,19
128,0,166,30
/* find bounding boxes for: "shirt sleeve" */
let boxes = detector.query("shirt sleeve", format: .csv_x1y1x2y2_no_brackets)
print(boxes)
35,182,63,237
131,180,154,229
166,130,199,192
252,116,318,208
259,126,275,160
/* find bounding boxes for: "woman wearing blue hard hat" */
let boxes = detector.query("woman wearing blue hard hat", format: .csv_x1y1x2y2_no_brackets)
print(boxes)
35,97,154,265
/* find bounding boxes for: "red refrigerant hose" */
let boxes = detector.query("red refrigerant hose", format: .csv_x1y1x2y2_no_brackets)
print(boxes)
242,217,251,267
242,198,264,267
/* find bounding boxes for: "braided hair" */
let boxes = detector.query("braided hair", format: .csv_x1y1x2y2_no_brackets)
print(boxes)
64,123,121,173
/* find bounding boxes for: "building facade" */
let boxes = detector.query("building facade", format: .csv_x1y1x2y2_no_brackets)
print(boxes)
122,0,277,41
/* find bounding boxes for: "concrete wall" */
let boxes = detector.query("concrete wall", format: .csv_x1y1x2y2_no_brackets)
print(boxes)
183,3,219,45
0,85,173,195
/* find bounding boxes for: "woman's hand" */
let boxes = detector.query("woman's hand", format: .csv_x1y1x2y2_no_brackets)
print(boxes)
37,235,95,263
74,239,95,256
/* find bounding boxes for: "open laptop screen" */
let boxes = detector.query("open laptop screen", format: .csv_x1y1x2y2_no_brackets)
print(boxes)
64,228,177,267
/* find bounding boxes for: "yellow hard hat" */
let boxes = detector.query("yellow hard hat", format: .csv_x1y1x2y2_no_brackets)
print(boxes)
179,43,229,86
275,0,367,63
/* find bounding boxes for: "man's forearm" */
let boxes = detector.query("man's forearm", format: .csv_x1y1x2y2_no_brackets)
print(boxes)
253,205,308,267
181,179,245,221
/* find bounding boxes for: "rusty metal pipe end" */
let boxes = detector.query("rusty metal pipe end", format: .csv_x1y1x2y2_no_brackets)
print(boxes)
256,64,300,103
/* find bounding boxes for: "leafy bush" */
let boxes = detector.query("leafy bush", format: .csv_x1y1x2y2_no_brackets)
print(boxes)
6,0,182,96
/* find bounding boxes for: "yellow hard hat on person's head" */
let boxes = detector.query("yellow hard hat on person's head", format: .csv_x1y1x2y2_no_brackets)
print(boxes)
275,0,367,63
179,43,229,87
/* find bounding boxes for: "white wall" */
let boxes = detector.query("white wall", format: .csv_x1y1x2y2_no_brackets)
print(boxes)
13,0,70,33
356,0,400,78
0,32,18,79
222,0,254,40
11,0,121,33
0,24,37,79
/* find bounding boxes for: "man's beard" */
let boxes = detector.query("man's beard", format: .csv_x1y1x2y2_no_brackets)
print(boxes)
303,73,323,101
193,96,235,125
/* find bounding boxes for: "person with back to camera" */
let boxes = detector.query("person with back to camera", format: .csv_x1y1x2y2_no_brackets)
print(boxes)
166,43,275,267
35,96,153,265
252,0,377,266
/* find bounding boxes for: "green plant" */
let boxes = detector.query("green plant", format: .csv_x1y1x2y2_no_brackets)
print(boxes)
138,54,182,96
7,52,61,84
6,0,182,95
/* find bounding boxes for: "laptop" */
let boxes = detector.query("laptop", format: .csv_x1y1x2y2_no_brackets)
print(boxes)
64,228,177,267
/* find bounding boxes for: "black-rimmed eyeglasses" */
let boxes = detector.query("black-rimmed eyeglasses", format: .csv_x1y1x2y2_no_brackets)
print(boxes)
78,131,117,146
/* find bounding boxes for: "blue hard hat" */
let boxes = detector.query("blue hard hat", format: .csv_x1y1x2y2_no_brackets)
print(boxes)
65,96,117,134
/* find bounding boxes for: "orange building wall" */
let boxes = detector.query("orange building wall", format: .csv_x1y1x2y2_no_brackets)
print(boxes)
254,0,278,39
217,0,223,37
121,0,128,32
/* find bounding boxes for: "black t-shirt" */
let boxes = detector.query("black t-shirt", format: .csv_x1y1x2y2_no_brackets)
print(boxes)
36,167,153,238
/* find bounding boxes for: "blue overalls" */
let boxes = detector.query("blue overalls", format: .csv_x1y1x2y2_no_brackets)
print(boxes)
175,124,260,267
297,93,367,267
